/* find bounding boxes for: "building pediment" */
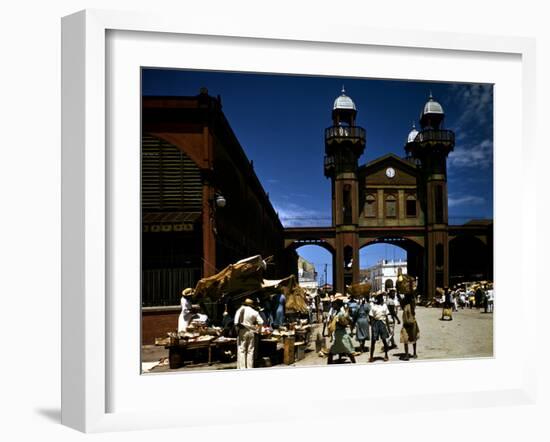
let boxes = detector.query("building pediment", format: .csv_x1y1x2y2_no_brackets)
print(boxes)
360,153,418,186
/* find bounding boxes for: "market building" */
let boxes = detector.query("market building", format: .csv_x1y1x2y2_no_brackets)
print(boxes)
284,89,493,299
141,90,297,342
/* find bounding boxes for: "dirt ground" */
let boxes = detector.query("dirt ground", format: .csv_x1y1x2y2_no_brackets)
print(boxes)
142,305,493,373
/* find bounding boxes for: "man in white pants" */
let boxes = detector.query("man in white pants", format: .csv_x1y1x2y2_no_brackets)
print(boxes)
234,298,264,369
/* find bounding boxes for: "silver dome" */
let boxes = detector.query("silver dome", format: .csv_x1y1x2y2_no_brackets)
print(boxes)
421,93,444,117
333,87,356,111
407,126,419,143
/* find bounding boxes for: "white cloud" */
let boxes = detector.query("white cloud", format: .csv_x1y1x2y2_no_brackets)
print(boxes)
448,194,485,207
448,139,493,169
272,201,330,227
448,83,493,132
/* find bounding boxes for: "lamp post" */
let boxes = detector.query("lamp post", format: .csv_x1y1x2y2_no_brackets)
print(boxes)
209,192,226,235
202,190,227,277
214,193,226,208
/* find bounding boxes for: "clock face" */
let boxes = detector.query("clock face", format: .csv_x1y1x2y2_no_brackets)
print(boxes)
386,167,396,178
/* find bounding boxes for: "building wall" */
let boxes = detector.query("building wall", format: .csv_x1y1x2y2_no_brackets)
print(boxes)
141,93,293,311
358,156,426,228
141,308,180,346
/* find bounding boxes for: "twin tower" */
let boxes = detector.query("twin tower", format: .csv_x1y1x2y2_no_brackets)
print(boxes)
323,87,455,297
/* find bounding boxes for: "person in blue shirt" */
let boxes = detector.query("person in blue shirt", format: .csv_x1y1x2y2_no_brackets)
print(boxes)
271,292,286,328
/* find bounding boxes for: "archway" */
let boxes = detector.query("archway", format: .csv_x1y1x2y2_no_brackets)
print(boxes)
287,243,336,291
359,237,424,294
449,235,490,286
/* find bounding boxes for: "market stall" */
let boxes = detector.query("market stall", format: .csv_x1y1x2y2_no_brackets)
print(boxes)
157,255,313,368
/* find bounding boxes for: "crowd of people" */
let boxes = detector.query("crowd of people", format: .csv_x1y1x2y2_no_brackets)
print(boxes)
175,280,493,369
433,283,495,316
321,289,419,364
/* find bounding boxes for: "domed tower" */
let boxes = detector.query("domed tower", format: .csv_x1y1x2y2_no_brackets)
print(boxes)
331,86,357,126
419,92,445,129
324,87,366,292
404,122,419,160
405,93,455,300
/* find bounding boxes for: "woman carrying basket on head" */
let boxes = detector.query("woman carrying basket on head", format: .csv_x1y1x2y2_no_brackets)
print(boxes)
400,292,420,361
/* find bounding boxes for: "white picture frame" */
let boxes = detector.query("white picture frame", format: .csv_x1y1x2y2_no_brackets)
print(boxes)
61,9,537,433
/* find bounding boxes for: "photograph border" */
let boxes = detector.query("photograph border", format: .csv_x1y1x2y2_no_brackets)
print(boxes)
61,9,537,433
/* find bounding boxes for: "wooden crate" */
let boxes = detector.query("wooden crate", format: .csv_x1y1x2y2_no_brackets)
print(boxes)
283,336,295,365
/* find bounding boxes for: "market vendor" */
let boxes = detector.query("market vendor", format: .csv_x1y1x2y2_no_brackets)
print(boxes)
177,288,194,333
221,302,235,337
259,297,272,325
188,304,209,327
271,291,286,328
234,298,264,369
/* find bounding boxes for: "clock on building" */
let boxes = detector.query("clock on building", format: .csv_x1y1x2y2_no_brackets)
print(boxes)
385,167,396,178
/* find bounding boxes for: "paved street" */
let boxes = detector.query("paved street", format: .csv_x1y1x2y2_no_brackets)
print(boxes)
142,306,493,373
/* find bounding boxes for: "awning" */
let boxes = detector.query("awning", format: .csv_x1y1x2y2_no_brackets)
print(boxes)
142,211,201,224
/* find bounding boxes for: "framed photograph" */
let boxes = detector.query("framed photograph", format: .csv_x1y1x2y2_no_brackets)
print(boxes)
62,9,537,433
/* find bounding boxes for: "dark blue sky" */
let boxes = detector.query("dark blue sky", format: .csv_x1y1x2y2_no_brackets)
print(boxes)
142,69,493,283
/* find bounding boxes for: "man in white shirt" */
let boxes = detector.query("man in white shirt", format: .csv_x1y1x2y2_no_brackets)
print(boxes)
487,288,494,313
369,294,391,362
178,288,194,333
234,298,264,369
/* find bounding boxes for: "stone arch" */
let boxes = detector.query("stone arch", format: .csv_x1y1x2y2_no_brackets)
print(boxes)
285,241,337,289
359,236,424,294
146,131,209,169
284,238,336,255
359,235,424,250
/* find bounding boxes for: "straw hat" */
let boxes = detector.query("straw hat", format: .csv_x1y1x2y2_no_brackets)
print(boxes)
243,298,255,307
181,288,194,297
333,293,349,303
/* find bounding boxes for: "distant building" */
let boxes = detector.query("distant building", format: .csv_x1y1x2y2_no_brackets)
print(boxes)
365,259,408,292
359,268,371,284
298,256,318,296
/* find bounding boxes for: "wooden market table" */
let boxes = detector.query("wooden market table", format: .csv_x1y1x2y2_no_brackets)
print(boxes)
164,333,308,369
165,337,237,369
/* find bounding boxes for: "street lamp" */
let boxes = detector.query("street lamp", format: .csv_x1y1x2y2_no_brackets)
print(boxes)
215,193,226,208
208,191,226,236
